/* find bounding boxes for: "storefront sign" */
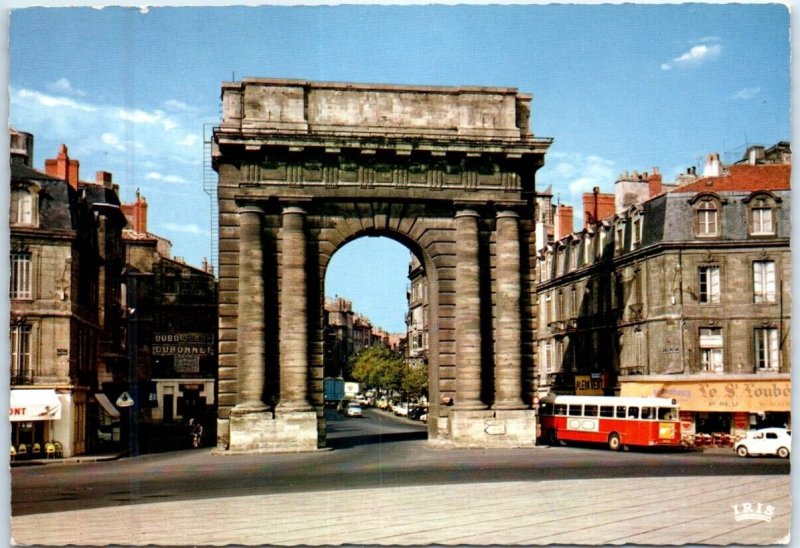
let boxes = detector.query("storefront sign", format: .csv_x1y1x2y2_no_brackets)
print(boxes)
9,390,62,421
175,354,200,373
621,378,790,412
575,375,603,395
152,333,214,356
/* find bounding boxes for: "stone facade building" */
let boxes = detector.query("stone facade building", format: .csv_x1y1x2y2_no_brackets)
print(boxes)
535,144,791,442
10,130,127,457
213,78,552,451
120,193,218,448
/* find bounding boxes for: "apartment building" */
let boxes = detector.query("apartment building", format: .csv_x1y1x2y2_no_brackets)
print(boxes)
535,143,791,441
10,130,127,457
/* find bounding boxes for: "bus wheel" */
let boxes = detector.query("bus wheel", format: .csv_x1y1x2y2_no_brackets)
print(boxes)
608,433,622,451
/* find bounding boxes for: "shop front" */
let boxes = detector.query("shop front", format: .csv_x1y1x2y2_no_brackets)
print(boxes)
620,375,791,447
10,389,63,458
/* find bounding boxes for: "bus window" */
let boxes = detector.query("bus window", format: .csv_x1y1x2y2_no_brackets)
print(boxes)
616,406,627,418
554,404,567,416
568,405,582,417
627,407,639,419
584,405,599,417
600,406,614,418
641,407,653,420
540,402,553,416
657,407,677,420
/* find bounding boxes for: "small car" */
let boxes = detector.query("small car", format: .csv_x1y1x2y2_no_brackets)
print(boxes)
345,402,363,418
735,427,791,458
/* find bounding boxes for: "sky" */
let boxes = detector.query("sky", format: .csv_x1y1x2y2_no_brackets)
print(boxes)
5,3,792,333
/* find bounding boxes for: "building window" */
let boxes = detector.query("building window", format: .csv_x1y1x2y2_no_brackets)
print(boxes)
10,324,32,384
696,200,718,236
10,187,37,226
699,328,723,373
583,235,593,266
754,328,779,372
698,266,720,304
597,229,608,259
614,225,624,253
631,218,642,249
10,253,32,300
753,260,776,303
750,200,775,235
544,253,553,281
569,244,579,271
543,293,551,326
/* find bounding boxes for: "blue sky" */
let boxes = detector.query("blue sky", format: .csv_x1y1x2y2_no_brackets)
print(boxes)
6,3,791,333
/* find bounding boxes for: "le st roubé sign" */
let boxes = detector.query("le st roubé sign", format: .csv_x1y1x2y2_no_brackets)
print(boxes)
152,333,215,376
621,377,791,412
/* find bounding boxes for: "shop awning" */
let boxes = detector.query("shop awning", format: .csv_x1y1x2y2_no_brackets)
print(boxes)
9,389,62,422
95,393,121,418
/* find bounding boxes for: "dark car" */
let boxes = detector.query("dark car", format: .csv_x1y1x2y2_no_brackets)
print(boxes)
408,406,428,421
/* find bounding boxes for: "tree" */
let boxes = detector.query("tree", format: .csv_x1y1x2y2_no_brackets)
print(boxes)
349,345,405,393
404,361,429,400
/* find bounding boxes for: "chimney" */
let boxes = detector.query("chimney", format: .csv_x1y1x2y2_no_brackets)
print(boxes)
647,167,662,197
96,171,113,188
44,144,80,189
554,204,574,240
703,153,722,177
121,190,148,234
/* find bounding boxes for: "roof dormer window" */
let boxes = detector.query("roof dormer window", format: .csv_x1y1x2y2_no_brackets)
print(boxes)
10,185,39,227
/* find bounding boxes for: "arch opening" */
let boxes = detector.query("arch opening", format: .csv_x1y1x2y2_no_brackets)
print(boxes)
322,234,432,448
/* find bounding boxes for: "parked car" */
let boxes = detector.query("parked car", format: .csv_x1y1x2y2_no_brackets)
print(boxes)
345,402,363,418
393,402,409,417
408,407,428,421
735,427,791,458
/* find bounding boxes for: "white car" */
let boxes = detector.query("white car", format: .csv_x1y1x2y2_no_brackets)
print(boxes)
345,402,363,418
735,427,791,458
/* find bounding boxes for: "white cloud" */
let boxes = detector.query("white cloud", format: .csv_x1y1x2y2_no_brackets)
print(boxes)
177,133,201,147
49,78,86,97
541,151,616,197
661,44,722,71
101,132,125,151
145,172,189,184
118,108,178,131
164,99,194,112
162,222,207,236
733,87,761,100
17,89,97,112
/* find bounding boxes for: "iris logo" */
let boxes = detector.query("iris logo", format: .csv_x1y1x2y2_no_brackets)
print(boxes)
732,502,775,523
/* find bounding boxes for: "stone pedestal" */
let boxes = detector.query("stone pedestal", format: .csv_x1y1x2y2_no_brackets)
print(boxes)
448,409,538,448
226,411,318,453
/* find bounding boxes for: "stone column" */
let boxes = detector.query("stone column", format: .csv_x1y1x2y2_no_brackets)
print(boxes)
493,210,525,410
233,205,269,414
276,206,313,412
454,209,487,410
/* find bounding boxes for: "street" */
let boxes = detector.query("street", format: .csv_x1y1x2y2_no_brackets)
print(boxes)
12,408,789,517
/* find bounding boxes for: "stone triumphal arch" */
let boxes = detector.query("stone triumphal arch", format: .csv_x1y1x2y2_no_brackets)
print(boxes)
212,78,552,452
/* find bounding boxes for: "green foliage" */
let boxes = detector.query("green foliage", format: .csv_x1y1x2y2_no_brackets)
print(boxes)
349,346,428,399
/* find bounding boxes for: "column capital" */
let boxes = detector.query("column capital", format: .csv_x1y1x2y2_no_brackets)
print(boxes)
282,205,307,216
455,208,481,219
496,210,520,220
239,204,265,216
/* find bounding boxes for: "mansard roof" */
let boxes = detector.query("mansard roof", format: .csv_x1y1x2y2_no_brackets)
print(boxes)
675,163,790,194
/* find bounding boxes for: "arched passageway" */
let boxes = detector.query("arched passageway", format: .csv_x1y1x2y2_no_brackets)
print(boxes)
212,78,552,452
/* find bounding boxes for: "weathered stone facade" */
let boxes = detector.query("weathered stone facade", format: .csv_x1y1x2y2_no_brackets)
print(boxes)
213,79,552,451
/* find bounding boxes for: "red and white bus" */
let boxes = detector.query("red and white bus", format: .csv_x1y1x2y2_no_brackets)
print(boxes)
538,394,681,451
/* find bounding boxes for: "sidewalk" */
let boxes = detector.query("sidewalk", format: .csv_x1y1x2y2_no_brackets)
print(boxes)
10,451,127,467
12,475,790,546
